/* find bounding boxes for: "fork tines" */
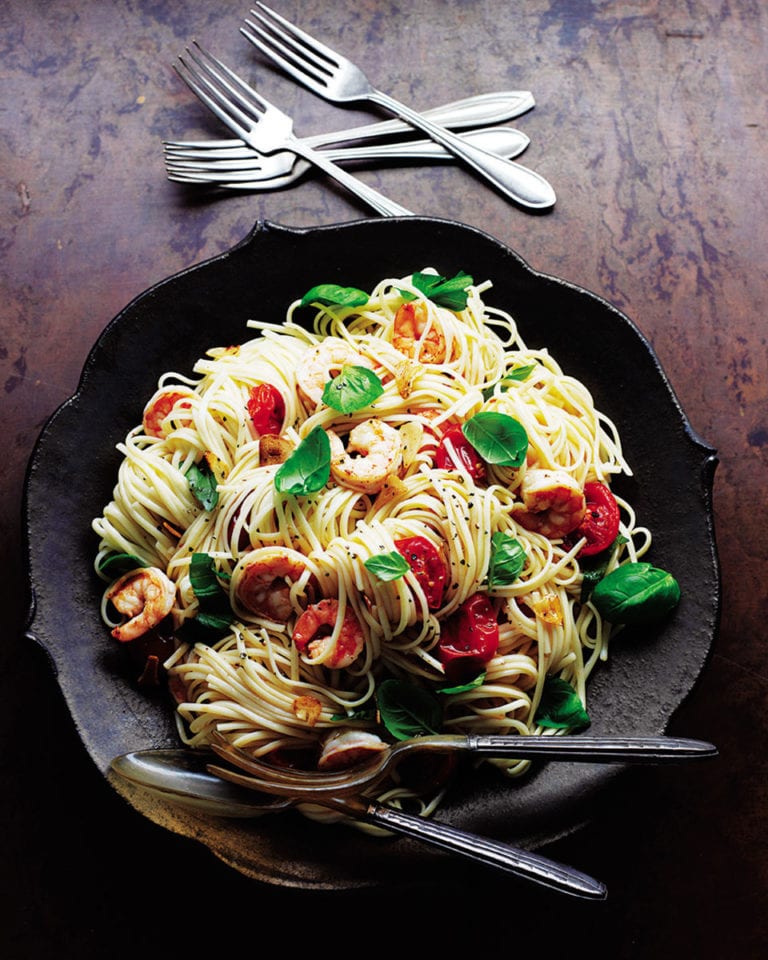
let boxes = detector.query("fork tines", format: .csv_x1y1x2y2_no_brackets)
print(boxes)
175,41,268,132
242,2,339,90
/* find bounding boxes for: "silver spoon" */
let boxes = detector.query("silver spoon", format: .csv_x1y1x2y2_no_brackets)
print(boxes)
164,125,530,190
110,747,293,818
111,746,608,899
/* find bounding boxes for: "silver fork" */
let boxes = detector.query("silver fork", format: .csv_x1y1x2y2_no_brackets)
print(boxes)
241,3,556,211
174,42,413,217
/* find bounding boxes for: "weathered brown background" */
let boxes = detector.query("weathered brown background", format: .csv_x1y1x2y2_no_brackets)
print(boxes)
2,1,766,957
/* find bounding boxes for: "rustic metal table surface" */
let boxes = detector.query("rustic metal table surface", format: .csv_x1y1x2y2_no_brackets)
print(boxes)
2,1,766,957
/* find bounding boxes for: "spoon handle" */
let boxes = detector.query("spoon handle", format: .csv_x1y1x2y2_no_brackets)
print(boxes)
338,795,605,900
465,734,718,762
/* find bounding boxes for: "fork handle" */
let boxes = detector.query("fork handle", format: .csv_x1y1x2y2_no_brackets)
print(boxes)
289,137,413,217
334,795,606,899
302,90,535,148
367,89,556,210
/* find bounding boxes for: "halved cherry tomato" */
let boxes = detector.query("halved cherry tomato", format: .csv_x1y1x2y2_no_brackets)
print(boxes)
394,536,447,611
438,593,499,683
247,383,285,436
573,481,621,556
435,424,486,481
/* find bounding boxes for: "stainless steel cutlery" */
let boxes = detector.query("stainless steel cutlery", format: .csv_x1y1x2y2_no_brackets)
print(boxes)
240,2,555,209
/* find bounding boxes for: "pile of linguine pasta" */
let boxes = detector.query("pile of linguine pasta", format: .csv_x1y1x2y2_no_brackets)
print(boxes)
93,269,651,821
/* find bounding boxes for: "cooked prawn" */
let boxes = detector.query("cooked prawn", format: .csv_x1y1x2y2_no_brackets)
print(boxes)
515,468,586,539
236,547,318,622
107,567,176,642
317,729,388,769
292,599,365,669
328,418,402,494
142,388,193,438
392,301,447,364
297,338,374,409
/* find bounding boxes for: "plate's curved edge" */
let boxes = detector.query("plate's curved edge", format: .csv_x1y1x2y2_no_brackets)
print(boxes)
665,444,722,723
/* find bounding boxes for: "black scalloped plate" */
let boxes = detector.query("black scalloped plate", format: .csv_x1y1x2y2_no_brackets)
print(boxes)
23,218,719,889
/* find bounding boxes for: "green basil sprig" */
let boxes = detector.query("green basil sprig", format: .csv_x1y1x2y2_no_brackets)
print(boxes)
436,672,487,695
462,411,528,467
376,678,442,740
274,426,330,496
186,459,218,511
364,551,410,582
591,561,681,624
488,531,527,587
322,365,384,413
98,551,148,578
481,364,537,400
399,271,474,311
189,552,232,633
535,676,591,730
300,284,369,309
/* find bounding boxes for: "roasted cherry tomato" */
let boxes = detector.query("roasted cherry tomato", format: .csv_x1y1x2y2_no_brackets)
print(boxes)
394,536,447,611
574,481,621,556
438,593,499,683
247,383,286,436
435,424,486,481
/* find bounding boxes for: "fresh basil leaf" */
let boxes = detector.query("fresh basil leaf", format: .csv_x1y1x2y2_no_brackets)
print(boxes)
376,678,443,741
436,671,486,695
488,532,527,587
482,365,538,399
186,459,218,511
98,552,148,577
591,561,681,624
399,271,474,311
189,552,226,599
462,411,528,467
579,535,628,601
364,551,410,582
300,284,369,308
196,609,234,631
274,426,331,495
322,365,384,414
535,676,591,730
506,364,537,382
189,552,233,634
